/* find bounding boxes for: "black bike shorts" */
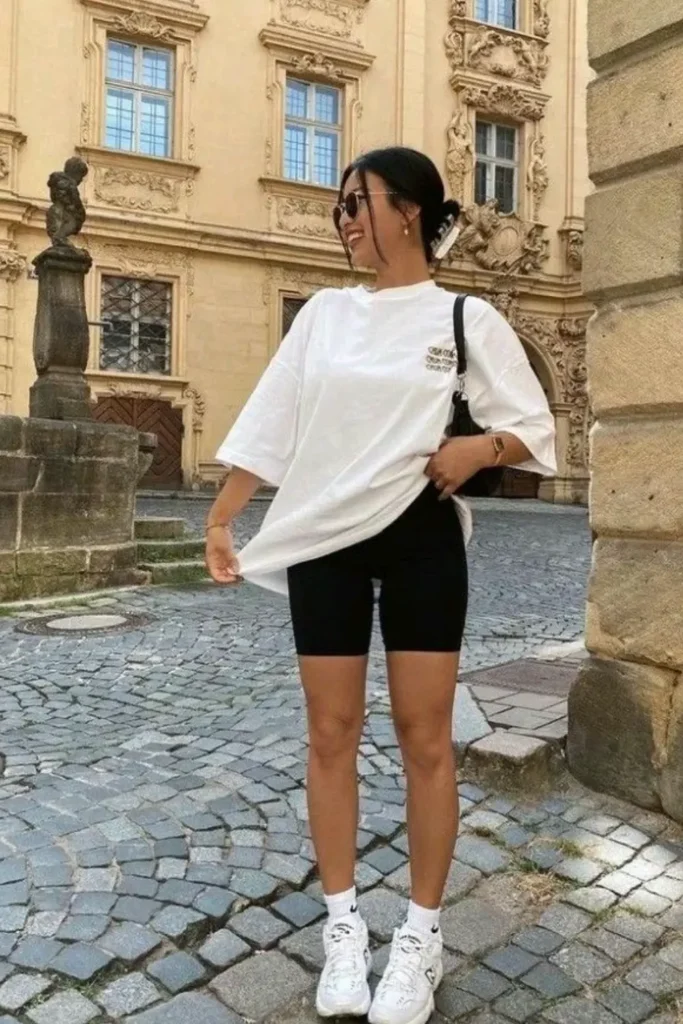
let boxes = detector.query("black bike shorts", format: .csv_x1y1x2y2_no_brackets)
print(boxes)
287,483,468,657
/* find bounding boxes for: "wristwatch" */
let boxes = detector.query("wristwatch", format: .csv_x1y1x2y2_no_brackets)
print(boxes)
491,435,505,466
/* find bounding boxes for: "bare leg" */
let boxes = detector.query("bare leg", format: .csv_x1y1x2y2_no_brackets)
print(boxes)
299,656,368,895
386,651,460,908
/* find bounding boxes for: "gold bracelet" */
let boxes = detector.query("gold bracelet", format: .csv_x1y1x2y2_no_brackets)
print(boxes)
206,523,229,532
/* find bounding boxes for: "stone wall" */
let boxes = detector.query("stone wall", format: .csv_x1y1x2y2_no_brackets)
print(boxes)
0,415,146,600
567,1,683,821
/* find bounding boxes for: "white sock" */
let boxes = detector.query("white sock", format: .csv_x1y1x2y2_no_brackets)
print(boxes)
407,900,441,935
324,886,357,922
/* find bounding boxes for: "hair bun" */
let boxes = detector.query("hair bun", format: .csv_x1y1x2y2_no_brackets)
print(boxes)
441,199,461,221
432,199,462,261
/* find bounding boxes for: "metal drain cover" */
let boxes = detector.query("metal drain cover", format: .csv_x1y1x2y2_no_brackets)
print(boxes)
16,612,153,636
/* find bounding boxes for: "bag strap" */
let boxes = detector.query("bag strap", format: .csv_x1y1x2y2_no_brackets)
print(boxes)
453,294,467,376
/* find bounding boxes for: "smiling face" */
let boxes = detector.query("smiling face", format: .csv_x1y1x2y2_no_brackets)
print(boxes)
336,169,416,271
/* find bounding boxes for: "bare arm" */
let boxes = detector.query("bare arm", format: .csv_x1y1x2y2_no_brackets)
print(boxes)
206,467,263,530
205,467,262,585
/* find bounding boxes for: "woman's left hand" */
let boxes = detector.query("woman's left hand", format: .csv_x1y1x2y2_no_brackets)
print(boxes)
425,435,490,498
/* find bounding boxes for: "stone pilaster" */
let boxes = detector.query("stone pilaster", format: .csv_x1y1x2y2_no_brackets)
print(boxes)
567,0,683,822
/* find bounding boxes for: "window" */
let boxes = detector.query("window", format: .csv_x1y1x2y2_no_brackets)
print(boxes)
475,120,518,213
105,39,174,157
474,0,517,30
284,78,342,187
100,276,172,375
282,296,308,338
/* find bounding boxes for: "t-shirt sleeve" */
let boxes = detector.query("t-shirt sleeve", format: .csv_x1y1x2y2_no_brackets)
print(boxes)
464,298,558,477
215,292,320,487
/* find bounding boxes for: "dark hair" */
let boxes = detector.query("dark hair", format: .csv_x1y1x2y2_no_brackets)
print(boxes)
337,146,461,265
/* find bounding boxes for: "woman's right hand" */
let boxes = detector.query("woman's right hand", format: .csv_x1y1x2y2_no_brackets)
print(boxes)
205,526,242,585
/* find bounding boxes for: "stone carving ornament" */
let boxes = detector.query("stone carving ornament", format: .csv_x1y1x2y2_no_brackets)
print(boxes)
461,83,546,121
291,52,344,81
527,135,549,220
0,147,10,181
566,229,584,270
277,0,365,41
0,248,27,281
94,167,180,214
46,157,89,247
467,27,549,87
112,11,175,41
533,0,550,37
445,111,473,202
452,200,549,274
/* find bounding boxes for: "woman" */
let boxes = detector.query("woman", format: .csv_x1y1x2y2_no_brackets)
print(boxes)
206,147,556,1024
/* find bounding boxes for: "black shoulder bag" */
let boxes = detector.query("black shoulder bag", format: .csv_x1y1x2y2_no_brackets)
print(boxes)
448,294,504,498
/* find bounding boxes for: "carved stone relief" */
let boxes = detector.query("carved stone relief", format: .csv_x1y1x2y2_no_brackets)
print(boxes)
533,0,550,38
565,229,584,271
274,0,367,42
94,167,181,215
527,134,549,221
466,27,549,87
460,83,547,121
451,201,549,274
445,111,473,202
111,11,176,41
0,148,10,181
271,196,336,238
0,248,26,281
291,51,345,81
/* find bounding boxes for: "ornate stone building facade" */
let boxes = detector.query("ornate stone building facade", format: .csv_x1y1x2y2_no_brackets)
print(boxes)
0,0,590,500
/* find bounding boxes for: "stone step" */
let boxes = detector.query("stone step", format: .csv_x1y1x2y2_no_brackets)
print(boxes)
135,517,186,541
138,559,209,585
137,538,205,563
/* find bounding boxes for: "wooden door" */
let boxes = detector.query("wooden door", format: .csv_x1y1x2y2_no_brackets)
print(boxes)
93,396,183,489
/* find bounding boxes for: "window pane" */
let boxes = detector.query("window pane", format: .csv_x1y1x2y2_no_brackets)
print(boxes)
100,320,133,371
495,165,515,212
499,0,517,28
105,88,135,151
475,0,489,20
142,48,172,91
140,95,171,156
286,79,309,120
139,323,169,374
282,297,308,338
284,124,309,181
313,130,339,187
315,86,340,126
475,121,491,156
107,40,135,83
474,161,488,205
495,126,516,161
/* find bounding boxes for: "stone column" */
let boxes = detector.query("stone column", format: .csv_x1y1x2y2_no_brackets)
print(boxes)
29,246,93,421
567,2,683,821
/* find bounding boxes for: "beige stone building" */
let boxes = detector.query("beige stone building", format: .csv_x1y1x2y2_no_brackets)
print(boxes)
0,0,591,501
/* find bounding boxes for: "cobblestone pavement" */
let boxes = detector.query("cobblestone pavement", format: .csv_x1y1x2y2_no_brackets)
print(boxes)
2,501,682,1024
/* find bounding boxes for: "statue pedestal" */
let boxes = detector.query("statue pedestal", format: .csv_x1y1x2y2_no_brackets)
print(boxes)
29,245,93,421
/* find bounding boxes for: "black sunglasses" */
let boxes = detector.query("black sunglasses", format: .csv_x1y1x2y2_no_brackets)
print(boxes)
332,189,395,231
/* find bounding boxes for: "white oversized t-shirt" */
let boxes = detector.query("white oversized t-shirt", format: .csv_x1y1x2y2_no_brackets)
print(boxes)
216,280,557,595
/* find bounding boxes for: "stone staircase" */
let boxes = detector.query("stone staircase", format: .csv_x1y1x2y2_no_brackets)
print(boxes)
135,517,209,586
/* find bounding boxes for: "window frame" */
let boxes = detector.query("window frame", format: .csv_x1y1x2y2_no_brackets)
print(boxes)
283,76,343,188
100,274,174,377
474,0,518,31
474,119,519,214
104,37,175,158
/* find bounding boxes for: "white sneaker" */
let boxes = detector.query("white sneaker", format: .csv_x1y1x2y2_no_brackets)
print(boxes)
368,923,443,1024
316,912,372,1018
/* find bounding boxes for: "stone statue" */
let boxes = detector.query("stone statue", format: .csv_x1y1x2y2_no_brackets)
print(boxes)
46,157,88,248
446,111,473,201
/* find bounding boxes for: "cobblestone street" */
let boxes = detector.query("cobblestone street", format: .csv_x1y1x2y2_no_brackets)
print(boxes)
1,500,682,1024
